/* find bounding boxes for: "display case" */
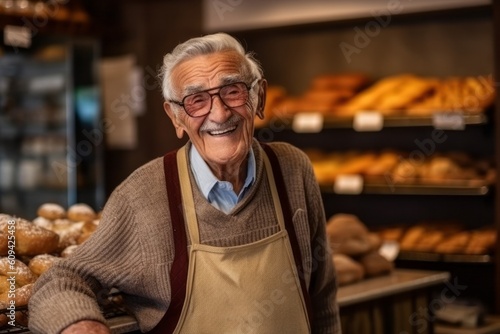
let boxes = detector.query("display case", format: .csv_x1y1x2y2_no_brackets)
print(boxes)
224,1,499,317
0,34,104,219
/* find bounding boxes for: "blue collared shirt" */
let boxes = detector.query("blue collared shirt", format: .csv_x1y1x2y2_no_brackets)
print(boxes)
189,145,256,214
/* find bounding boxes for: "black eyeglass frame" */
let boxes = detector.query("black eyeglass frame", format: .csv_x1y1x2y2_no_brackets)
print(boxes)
169,78,260,118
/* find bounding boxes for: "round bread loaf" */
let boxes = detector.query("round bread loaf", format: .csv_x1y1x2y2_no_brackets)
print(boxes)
0,258,36,287
14,283,33,307
0,219,60,256
52,219,84,250
29,254,61,276
67,203,96,222
327,214,373,256
32,216,55,231
358,251,394,277
332,254,365,286
37,203,66,220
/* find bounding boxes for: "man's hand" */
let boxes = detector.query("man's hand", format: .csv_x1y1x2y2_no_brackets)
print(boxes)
61,320,111,334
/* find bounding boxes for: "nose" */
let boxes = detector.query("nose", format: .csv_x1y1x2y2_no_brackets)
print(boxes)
208,94,231,122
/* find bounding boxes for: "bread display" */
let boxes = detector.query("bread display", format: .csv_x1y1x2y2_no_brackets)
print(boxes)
256,73,494,127
305,149,495,186
377,222,497,256
0,202,101,323
256,72,371,126
327,213,395,286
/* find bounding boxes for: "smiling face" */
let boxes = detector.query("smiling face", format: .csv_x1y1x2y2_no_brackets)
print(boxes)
164,50,266,178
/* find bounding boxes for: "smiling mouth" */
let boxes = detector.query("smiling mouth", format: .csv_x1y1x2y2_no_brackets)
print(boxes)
208,124,238,136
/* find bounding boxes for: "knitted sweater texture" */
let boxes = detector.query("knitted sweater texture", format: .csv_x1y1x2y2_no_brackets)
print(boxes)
28,140,340,333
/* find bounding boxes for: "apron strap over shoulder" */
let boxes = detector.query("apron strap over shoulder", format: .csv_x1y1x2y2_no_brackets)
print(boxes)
260,142,314,324
149,150,189,334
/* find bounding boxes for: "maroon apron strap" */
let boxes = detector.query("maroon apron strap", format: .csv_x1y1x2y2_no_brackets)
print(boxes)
149,150,189,334
260,142,314,325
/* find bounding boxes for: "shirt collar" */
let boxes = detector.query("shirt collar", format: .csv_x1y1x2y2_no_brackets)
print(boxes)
189,144,256,199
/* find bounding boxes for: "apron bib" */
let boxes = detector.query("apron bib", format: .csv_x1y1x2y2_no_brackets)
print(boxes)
150,144,311,333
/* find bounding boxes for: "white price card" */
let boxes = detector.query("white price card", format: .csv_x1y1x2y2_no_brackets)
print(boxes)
29,75,65,93
4,25,31,48
353,111,384,131
333,174,363,194
432,111,465,130
379,241,400,262
292,113,324,133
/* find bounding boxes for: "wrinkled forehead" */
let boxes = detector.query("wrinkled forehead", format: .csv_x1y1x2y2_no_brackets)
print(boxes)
171,50,251,96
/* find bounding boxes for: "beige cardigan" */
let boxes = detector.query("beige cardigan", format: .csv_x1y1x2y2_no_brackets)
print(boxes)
28,140,341,334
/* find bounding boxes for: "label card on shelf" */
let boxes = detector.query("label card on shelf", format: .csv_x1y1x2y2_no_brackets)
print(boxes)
353,111,384,131
333,174,364,194
433,111,465,130
379,241,400,262
4,25,32,48
292,113,324,133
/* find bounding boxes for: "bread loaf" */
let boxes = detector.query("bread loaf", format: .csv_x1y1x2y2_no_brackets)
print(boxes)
332,254,365,286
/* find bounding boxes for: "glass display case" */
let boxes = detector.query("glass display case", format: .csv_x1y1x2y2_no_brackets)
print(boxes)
0,35,104,219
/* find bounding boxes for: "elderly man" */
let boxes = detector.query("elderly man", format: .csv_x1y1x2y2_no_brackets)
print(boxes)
29,33,341,334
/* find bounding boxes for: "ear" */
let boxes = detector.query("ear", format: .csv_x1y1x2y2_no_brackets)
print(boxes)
163,102,185,139
256,79,268,120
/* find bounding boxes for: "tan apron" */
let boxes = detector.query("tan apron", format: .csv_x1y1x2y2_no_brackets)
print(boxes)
169,145,311,334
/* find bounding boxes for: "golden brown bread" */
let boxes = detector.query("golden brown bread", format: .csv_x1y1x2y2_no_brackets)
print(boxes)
358,251,394,277
434,231,471,254
326,214,374,256
0,258,36,287
332,254,365,286
464,229,496,255
67,203,96,222
0,219,59,256
28,254,61,277
36,203,66,220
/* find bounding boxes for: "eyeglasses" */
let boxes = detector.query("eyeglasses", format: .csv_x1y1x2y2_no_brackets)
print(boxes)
169,79,259,118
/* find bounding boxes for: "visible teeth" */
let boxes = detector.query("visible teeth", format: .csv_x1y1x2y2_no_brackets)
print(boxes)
209,125,236,135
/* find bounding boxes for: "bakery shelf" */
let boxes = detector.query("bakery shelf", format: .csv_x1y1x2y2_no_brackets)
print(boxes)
397,251,493,264
319,181,490,196
337,268,450,307
257,111,488,132
0,125,66,138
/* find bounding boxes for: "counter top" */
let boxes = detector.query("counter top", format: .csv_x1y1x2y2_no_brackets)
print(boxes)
5,269,449,333
337,269,451,307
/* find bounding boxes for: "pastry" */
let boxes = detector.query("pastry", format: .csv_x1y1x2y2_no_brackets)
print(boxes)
0,258,36,287
332,254,365,286
0,219,59,256
358,251,394,277
67,203,96,222
326,214,374,256
29,254,61,276
36,203,66,220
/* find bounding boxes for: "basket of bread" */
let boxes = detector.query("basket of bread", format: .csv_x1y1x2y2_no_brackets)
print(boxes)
326,213,395,286
0,202,100,329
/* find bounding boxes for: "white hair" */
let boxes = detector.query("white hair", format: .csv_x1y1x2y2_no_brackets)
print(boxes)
158,33,263,102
